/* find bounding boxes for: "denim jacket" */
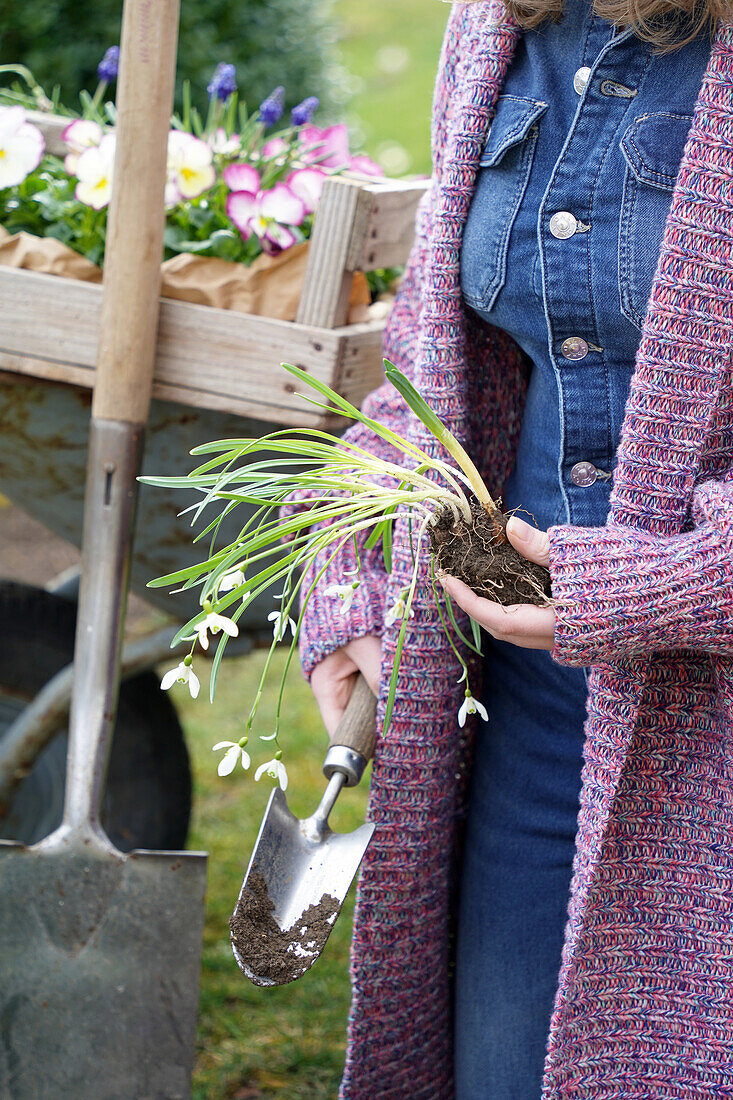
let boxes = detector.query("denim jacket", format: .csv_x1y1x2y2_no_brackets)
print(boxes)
460,0,710,531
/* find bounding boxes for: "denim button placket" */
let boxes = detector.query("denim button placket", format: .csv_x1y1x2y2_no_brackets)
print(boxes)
540,28,650,526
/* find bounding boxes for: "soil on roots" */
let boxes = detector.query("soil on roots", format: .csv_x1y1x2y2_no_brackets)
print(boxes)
429,501,552,607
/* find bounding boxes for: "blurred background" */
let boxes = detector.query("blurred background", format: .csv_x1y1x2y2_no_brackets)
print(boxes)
0,0,446,1097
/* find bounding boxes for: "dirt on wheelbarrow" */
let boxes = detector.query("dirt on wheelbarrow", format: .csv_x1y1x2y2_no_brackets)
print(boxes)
429,500,552,606
230,865,340,986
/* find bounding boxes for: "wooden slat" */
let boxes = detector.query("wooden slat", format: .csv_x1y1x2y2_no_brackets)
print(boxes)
0,267,387,426
351,178,429,270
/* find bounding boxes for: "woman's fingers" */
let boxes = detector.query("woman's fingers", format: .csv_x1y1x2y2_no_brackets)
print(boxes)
310,635,382,737
505,515,551,567
440,573,555,650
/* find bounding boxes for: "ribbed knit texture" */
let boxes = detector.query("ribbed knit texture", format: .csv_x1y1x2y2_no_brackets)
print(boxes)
299,6,733,1096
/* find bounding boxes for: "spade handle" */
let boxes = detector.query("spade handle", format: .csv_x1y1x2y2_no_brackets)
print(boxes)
322,674,377,788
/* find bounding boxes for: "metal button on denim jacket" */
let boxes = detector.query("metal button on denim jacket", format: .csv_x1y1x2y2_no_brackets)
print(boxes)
459,0,709,532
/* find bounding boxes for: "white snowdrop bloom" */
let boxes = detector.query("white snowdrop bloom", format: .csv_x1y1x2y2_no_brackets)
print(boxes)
213,739,251,776
0,106,45,188
218,567,246,593
457,692,488,728
268,610,297,640
194,610,239,651
254,757,288,791
324,582,358,616
160,659,200,699
384,591,414,627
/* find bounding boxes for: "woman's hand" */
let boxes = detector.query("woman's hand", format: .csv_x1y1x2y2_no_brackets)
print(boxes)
310,634,382,738
439,516,556,651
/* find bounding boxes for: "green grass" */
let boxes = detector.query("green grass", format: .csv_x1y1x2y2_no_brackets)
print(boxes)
337,0,448,176
169,648,369,1099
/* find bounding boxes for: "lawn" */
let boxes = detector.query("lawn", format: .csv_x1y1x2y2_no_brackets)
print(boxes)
179,5,448,1095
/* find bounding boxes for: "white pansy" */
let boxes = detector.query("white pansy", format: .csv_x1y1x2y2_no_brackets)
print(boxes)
254,757,288,791
457,692,489,728
384,590,414,627
268,610,297,640
0,106,45,188
193,610,239,651
213,739,251,776
160,659,200,699
324,582,358,616
75,133,116,209
167,130,216,200
62,118,103,174
218,567,246,593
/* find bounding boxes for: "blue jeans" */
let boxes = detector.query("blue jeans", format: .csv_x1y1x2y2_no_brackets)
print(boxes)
454,639,588,1099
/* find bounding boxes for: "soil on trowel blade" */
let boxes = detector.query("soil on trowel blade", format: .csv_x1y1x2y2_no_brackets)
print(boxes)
429,500,552,607
230,866,340,986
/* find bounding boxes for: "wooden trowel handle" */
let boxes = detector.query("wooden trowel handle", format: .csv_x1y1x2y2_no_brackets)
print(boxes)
323,673,377,788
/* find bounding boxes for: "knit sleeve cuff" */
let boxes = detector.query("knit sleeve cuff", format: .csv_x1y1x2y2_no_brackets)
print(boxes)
548,481,733,666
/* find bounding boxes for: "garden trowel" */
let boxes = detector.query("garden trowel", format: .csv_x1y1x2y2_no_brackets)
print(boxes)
0,4,208,1097
231,673,376,986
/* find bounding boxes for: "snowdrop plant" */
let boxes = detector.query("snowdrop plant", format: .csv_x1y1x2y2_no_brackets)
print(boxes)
145,360,497,786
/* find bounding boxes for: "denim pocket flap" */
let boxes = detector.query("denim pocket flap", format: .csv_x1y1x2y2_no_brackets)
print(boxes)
620,111,693,190
479,95,548,167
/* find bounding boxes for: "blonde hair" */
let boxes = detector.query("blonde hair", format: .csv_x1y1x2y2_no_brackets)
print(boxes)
462,0,721,50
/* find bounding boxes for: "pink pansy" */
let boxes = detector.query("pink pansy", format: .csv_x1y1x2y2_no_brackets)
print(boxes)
261,137,288,159
222,162,261,193
227,182,306,253
0,106,45,188
348,153,384,177
62,118,103,174
286,167,327,215
298,123,350,169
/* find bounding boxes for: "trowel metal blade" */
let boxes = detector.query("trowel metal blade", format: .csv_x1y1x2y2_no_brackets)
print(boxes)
231,787,374,986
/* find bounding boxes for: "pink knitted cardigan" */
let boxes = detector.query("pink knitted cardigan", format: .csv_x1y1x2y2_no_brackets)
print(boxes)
299,4,733,1096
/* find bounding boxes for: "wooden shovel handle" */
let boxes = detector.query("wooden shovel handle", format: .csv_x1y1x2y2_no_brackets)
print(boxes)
331,673,377,762
92,0,180,425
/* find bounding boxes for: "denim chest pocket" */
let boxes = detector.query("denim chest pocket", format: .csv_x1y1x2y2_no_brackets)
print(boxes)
618,111,693,329
460,95,548,313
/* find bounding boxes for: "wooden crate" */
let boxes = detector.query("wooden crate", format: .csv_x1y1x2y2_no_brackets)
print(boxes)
0,112,428,427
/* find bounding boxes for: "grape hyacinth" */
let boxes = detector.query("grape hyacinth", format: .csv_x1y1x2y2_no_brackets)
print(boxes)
291,96,319,126
207,62,237,102
258,86,285,127
97,46,120,83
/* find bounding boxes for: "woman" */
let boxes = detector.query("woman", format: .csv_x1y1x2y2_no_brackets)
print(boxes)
300,0,733,1096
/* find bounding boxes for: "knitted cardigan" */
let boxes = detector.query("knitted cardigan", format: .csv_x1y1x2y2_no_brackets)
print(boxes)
299,4,733,1096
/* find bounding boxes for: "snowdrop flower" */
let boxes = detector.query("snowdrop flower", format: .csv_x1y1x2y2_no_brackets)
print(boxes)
384,590,414,627
218,566,246,593
457,691,488,728
268,610,297,641
62,118,103,174
286,167,327,215
255,753,288,791
192,606,239,651
160,655,200,699
74,134,116,209
226,182,306,253
213,736,250,776
324,581,359,616
0,106,45,189
167,130,216,201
